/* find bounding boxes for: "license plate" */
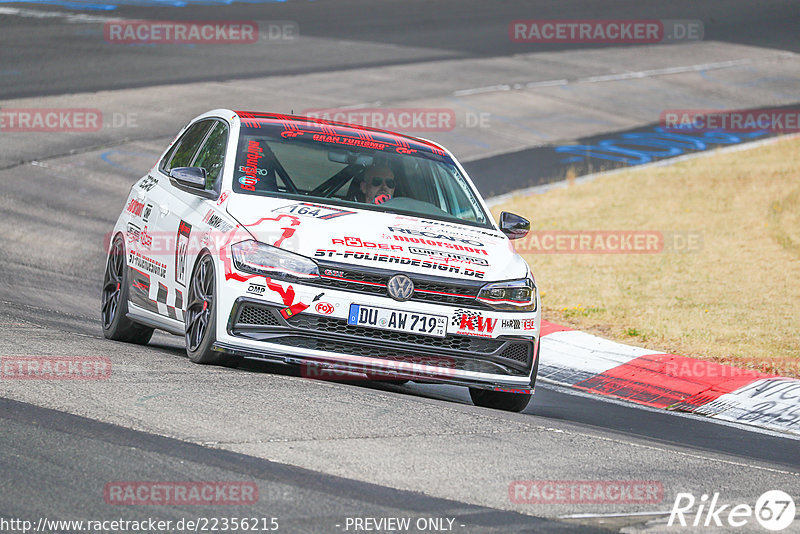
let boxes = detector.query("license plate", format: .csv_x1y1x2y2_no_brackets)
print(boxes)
347,304,447,338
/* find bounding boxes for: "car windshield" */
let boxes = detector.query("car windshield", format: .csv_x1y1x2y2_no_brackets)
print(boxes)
232,123,490,227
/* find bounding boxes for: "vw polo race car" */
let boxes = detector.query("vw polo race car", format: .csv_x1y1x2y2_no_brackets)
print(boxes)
101,110,541,411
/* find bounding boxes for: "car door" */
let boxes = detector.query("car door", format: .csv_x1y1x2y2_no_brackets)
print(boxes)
155,119,230,322
124,121,213,318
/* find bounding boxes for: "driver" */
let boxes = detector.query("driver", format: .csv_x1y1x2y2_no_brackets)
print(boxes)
360,165,395,205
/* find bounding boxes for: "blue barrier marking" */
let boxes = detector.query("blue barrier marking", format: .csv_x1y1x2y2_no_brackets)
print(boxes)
556,126,771,165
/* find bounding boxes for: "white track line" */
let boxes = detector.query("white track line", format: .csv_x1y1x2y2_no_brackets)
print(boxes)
452,57,787,97
0,6,122,23
559,511,672,519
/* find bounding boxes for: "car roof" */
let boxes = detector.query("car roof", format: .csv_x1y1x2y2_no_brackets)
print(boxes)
232,110,449,157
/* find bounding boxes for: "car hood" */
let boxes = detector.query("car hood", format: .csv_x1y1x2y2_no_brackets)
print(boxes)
226,195,529,282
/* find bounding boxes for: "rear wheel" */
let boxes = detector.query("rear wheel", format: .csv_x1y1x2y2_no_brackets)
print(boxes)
469,388,531,412
185,253,241,368
101,235,154,344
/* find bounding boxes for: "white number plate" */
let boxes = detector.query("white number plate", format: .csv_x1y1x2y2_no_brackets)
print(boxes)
347,304,447,338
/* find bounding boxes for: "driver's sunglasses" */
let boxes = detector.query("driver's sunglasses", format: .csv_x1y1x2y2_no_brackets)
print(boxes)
370,177,396,188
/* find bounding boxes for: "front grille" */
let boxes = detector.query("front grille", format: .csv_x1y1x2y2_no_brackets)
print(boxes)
287,314,502,353
228,300,535,376
499,342,530,363
308,261,489,309
238,305,281,326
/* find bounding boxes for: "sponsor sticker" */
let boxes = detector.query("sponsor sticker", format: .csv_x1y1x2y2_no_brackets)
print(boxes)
239,139,264,191
387,226,485,247
137,175,158,192
126,198,145,217
314,249,484,278
273,202,355,220
408,246,489,266
501,318,537,331
129,250,167,278
246,283,266,296
315,302,334,314
452,310,497,337
126,222,141,244
202,209,235,232
175,220,192,286
138,226,153,249
332,237,402,251
142,203,154,222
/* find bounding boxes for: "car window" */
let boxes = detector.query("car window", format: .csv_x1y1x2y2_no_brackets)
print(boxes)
232,126,490,227
430,162,484,222
192,121,228,189
160,120,214,174
232,137,290,194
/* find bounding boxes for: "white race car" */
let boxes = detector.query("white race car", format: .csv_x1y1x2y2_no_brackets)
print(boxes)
102,110,541,411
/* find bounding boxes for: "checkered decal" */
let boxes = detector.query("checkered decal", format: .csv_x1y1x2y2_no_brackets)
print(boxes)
128,267,184,321
154,282,184,321
451,309,480,327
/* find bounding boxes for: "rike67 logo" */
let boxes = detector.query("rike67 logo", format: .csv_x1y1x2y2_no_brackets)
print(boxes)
669,490,796,531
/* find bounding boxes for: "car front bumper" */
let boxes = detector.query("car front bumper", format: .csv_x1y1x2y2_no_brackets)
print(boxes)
213,296,539,392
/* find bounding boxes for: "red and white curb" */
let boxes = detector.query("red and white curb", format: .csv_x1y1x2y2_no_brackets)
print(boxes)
538,321,800,436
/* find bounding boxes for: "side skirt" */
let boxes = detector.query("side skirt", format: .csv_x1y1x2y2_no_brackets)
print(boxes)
127,302,185,336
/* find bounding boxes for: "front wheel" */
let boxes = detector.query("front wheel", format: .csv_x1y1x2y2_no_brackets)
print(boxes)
185,253,241,368
469,388,531,412
101,235,154,344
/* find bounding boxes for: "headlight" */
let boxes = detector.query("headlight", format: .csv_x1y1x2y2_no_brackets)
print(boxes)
477,277,537,311
231,240,319,280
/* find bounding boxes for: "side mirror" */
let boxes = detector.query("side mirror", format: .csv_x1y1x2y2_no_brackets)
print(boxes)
169,167,217,200
500,211,530,240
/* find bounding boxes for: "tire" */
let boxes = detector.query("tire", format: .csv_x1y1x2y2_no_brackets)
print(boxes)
185,252,242,368
469,388,531,412
101,235,154,344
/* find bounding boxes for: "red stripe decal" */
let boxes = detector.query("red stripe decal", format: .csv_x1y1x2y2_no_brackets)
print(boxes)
321,275,386,288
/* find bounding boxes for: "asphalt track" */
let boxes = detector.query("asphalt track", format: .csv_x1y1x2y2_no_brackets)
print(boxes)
1,0,799,99
1,1,799,532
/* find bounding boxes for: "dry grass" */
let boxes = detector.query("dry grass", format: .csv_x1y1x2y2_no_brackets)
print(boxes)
492,136,800,377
